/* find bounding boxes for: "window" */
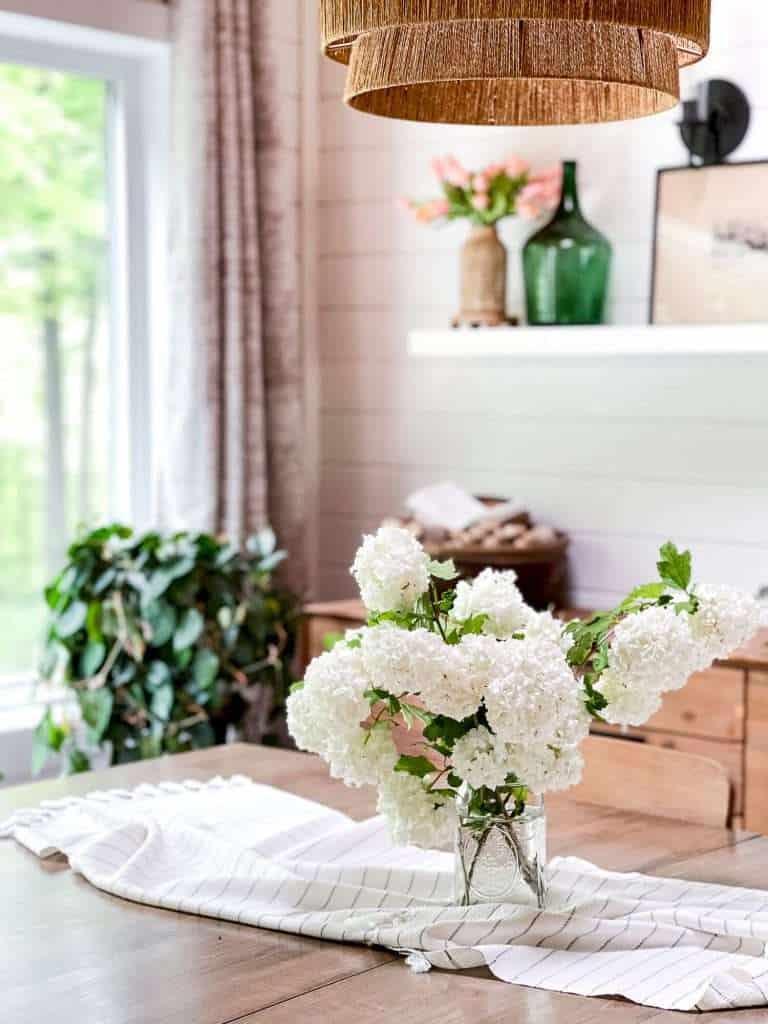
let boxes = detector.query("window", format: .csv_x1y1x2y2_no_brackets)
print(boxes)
0,16,168,699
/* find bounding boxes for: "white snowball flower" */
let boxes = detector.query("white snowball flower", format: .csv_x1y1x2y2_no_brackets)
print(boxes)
451,727,512,790
351,525,430,613
607,604,697,694
376,771,455,850
594,667,663,727
484,635,590,747
524,609,574,655
326,727,399,789
361,626,490,721
287,644,371,758
360,624,443,696
451,568,531,638
507,743,584,794
689,584,764,666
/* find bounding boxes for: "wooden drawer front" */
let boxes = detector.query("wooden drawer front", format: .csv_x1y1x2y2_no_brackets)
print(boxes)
645,667,746,741
746,672,768,834
592,728,743,816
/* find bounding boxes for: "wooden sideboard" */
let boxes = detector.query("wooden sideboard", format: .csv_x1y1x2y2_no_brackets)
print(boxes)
300,600,768,833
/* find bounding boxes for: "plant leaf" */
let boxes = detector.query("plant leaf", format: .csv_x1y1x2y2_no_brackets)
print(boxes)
79,688,113,744
56,600,87,638
656,541,692,591
150,683,174,724
173,608,204,652
393,755,437,778
427,558,459,581
192,649,220,690
79,640,107,678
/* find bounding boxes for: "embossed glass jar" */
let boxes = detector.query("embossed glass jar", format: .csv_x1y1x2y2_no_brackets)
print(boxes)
454,788,547,908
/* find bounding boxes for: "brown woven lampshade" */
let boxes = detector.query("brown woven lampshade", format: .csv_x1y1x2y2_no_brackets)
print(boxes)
344,19,680,125
321,0,711,67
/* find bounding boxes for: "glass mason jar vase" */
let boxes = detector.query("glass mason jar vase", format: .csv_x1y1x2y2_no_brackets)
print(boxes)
522,160,612,326
454,787,547,908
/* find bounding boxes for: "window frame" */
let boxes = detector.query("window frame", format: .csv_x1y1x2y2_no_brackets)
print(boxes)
0,12,169,753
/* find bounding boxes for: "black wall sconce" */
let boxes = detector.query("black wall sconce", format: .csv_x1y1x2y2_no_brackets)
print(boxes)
679,79,751,166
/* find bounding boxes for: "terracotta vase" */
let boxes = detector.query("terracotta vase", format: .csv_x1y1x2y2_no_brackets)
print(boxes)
454,224,509,327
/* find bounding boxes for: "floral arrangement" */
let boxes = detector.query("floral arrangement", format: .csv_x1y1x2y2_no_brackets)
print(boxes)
288,526,764,853
36,525,299,774
399,155,563,227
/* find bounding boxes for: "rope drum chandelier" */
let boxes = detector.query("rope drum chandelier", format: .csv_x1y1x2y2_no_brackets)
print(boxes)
320,1,712,125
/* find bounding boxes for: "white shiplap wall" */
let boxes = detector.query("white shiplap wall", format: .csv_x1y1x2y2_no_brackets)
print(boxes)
314,1,768,607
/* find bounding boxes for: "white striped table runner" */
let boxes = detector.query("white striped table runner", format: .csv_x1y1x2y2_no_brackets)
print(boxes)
3,774,768,1013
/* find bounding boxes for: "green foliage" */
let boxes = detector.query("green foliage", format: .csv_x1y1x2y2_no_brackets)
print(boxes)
567,540,699,715
35,524,300,773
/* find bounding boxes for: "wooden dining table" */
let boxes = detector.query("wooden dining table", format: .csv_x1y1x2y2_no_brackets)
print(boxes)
5,743,768,1024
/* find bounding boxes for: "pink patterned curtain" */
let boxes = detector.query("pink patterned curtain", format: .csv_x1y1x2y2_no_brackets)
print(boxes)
158,0,307,593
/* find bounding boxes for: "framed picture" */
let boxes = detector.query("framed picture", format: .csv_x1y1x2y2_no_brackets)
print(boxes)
650,161,768,324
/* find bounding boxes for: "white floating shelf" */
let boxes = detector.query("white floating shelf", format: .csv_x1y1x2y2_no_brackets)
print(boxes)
409,324,768,359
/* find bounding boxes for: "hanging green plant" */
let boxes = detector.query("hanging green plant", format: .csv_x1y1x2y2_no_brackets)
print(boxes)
35,524,300,774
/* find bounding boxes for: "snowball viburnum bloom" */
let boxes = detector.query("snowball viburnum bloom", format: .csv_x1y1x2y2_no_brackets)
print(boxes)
689,584,765,666
351,525,430,613
451,568,530,638
451,727,511,790
606,604,698,694
484,635,589,747
376,771,455,850
507,743,584,794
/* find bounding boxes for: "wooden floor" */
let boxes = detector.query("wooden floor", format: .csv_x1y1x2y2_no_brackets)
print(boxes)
4,744,768,1023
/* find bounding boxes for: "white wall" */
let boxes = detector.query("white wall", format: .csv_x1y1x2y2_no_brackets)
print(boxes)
314,0,768,607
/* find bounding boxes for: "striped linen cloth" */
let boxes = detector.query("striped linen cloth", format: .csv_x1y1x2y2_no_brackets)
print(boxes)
4,774,768,1012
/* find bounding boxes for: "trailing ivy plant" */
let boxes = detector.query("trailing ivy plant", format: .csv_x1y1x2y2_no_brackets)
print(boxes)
34,524,300,774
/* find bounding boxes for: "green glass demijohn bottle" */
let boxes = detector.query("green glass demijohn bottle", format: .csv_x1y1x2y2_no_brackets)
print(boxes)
522,161,612,326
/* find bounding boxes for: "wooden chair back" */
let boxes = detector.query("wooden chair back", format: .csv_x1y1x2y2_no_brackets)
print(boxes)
571,735,732,829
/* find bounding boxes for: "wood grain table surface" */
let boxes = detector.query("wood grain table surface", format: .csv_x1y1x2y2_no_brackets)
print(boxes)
5,743,768,1024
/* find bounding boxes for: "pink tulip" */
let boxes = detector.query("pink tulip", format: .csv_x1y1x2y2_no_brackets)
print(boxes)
473,172,490,193
485,162,505,178
432,198,450,217
472,193,490,211
396,196,414,212
443,155,471,188
530,164,563,185
430,156,447,180
505,155,530,178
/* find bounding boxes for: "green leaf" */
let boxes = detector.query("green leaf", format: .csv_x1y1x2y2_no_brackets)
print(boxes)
173,608,204,652
393,755,437,778
92,567,117,595
150,683,174,723
656,541,692,591
323,631,344,652
422,715,473,746
68,749,91,774
32,708,68,775
78,688,113,743
621,582,670,606
85,601,103,642
192,649,220,690
79,640,106,678
55,599,87,638
427,558,459,581
145,600,177,648
146,660,172,691
289,681,304,694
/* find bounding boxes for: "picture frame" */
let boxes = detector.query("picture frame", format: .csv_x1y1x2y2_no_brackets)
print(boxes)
649,161,768,325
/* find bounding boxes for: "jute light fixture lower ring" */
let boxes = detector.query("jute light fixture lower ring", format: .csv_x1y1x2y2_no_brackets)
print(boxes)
321,0,711,67
344,19,680,125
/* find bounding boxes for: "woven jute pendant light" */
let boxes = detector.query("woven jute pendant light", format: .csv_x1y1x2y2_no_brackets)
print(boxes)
321,0,711,67
344,18,680,125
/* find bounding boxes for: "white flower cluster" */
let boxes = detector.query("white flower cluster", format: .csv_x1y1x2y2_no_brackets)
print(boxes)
286,644,398,788
596,591,765,727
351,525,430,613
289,525,766,851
